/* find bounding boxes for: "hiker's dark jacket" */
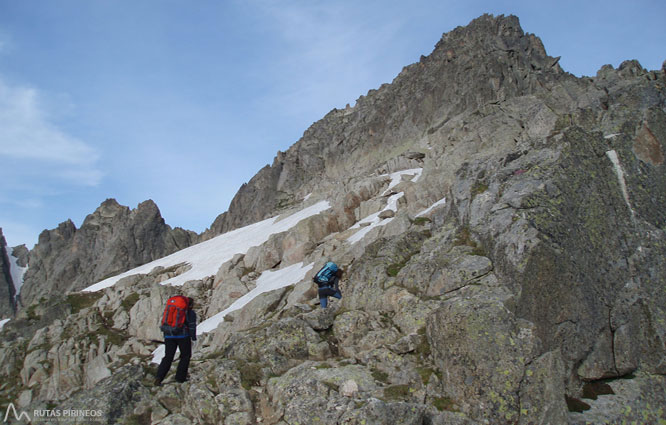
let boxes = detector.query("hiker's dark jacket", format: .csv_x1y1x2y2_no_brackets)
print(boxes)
164,309,197,340
318,276,340,297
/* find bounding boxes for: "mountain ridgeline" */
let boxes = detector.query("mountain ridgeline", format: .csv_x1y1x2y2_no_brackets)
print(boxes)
204,14,568,237
1,14,665,425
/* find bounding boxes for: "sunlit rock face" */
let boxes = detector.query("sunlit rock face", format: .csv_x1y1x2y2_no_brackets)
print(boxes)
1,14,665,425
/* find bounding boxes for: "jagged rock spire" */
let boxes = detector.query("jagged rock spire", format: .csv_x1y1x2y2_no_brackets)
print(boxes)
18,199,197,307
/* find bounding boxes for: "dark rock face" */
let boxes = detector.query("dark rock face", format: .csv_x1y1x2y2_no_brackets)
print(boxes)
512,125,666,378
0,229,16,317
18,199,197,307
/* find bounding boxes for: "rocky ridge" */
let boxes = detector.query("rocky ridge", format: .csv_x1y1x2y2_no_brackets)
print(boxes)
0,13,665,425
15,199,198,310
204,13,571,237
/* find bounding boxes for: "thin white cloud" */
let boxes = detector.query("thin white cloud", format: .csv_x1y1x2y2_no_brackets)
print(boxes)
0,77,102,186
251,1,408,115
0,195,43,209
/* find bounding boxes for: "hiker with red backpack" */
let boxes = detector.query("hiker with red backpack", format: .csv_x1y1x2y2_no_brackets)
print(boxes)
313,261,343,309
155,295,197,385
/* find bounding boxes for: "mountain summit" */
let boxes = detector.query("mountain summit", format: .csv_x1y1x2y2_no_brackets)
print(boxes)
1,14,665,424
205,14,569,237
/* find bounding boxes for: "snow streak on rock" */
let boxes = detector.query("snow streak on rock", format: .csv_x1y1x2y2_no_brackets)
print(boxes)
84,201,330,292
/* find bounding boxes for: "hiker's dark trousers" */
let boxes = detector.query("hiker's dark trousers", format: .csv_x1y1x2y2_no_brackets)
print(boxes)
156,337,192,382
319,276,342,309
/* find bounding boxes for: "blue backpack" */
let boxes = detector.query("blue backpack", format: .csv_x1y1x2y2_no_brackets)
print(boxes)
313,262,339,286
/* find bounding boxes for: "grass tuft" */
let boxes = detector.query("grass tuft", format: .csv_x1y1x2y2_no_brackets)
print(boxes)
432,396,458,412
67,292,103,314
121,293,141,311
383,384,412,400
236,359,263,390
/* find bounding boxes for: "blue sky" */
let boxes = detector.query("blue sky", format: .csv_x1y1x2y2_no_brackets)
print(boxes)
0,0,664,249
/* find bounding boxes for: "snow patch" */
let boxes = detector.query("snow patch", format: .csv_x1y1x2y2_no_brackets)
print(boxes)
381,168,423,195
345,168,423,245
198,262,313,334
151,262,314,364
606,150,635,220
83,201,331,292
0,318,9,330
416,197,447,217
347,192,403,244
9,253,27,299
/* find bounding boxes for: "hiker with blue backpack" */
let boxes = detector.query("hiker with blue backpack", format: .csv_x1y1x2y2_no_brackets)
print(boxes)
155,295,197,386
313,262,343,308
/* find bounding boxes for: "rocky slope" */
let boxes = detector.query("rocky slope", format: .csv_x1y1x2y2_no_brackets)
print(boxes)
17,199,197,309
204,13,570,237
0,13,665,425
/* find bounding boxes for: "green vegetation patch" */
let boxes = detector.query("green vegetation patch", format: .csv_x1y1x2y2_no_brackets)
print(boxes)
471,181,489,197
88,324,126,347
417,367,436,385
0,369,23,409
371,369,389,383
453,226,474,247
121,293,141,311
236,359,263,390
67,292,103,314
432,396,459,412
412,217,432,226
354,400,367,409
387,262,407,277
383,384,413,400
415,335,431,358
26,303,41,321
453,226,486,256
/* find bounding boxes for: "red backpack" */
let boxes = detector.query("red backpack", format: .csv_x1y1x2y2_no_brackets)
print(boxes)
160,295,189,335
